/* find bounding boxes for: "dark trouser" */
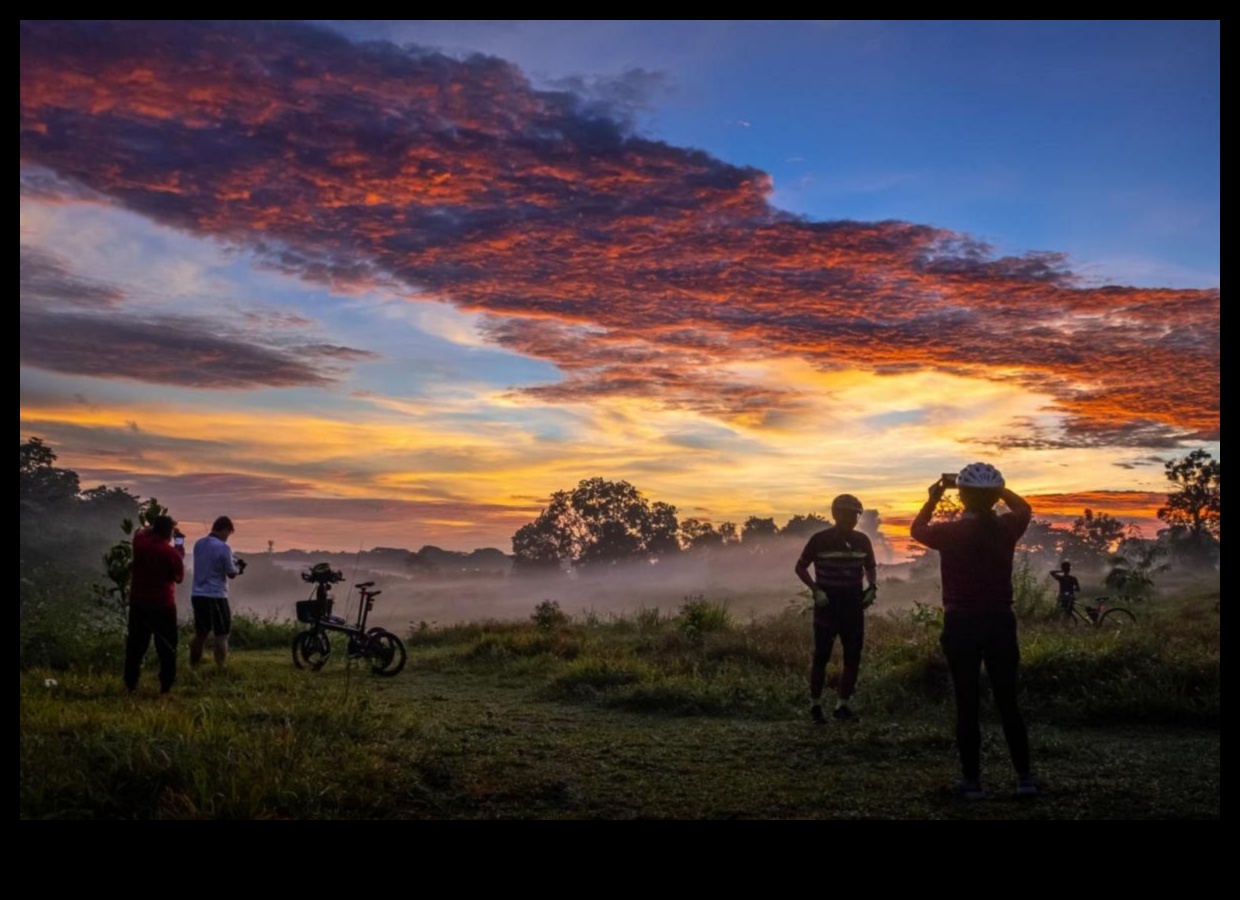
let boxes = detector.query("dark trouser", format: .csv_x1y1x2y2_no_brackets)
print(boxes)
940,610,1030,780
124,605,178,693
812,598,864,700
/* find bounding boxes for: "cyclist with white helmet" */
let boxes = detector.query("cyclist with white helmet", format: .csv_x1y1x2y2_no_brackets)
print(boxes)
910,463,1037,799
794,493,878,724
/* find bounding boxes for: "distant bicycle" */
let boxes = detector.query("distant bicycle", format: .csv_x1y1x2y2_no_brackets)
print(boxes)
1060,595,1136,631
292,564,406,676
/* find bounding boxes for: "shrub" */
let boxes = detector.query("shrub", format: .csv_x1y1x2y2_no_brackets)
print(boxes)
547,657,649,697
633,605,665,633
1012,553,1055,620
675,595,731,643
531,599,568,631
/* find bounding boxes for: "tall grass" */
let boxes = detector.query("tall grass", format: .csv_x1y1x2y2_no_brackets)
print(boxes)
19,663,405,819
21,587,1218,818
409,591,1218,726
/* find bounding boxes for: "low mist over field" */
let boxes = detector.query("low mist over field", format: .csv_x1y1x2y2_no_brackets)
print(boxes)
210,542,841,630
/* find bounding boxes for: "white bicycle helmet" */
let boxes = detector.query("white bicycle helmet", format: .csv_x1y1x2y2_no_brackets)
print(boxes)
831,493,864,514
957,462,1005,489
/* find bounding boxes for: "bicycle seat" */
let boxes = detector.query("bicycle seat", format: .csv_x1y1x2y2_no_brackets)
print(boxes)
356,581,375,589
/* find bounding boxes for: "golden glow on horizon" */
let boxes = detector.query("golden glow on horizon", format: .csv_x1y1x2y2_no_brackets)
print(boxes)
19,357,1171,553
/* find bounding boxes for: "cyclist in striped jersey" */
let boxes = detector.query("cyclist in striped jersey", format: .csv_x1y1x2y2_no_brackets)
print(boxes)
795,494,878,724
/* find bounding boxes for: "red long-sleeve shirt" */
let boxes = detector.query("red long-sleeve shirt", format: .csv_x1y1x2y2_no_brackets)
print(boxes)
910,508,1031,613
130,528,185,610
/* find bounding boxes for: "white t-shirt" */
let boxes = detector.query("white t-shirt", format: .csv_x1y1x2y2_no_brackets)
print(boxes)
191,534,238,598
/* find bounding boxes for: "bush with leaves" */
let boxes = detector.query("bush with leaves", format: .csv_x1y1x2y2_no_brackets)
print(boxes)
675,595,732,643
531,599,569,631
1105,540,1170,603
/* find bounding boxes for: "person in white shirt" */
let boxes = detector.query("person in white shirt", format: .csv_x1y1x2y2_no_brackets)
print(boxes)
190,516,246,668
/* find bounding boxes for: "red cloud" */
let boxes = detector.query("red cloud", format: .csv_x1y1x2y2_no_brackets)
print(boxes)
20,21,1219,444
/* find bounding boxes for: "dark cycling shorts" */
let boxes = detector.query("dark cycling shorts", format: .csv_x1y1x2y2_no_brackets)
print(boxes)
813,586,865,663
191,596,232,636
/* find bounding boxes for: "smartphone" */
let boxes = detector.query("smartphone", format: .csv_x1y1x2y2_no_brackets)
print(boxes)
174,535,185,547
941,473,958,488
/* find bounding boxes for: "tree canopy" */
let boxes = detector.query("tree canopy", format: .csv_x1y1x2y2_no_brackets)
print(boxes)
511,477,681,571
1158,449,1220,541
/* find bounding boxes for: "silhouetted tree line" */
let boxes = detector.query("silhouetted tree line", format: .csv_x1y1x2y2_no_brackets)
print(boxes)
510,476,895,574
267,545,512,577
19,438,1218,583
516,453,1219,576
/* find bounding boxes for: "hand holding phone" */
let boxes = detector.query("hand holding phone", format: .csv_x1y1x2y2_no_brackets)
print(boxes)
941,472,958,488
174,535,185,547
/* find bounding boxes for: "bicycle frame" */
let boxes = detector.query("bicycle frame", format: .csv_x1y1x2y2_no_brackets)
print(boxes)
1060,594,1097,623
302,581,382,646
1060,595,1134,628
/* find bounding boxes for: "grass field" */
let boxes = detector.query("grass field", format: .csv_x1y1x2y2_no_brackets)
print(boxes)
19,583,1220,819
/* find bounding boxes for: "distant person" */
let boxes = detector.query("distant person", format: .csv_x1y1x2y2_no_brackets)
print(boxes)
124,515,185,694
910,463,1037,799
794,494,878,724
190,516,246,668
1050,560,1081,617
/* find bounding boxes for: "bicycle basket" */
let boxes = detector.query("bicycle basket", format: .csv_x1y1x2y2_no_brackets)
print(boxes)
295,599,325,624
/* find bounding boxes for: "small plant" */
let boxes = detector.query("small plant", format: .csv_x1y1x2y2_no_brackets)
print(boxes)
675,595,732,643
634,606,664,633
1012,553,1054,620
531,599,569,631
909,600,943,631
1105,542,1170,603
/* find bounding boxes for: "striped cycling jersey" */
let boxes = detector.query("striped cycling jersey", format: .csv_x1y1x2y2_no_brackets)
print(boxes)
799,527,877,592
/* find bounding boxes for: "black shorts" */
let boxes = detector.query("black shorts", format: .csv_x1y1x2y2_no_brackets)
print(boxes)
191,596,232,636
813,603,865,665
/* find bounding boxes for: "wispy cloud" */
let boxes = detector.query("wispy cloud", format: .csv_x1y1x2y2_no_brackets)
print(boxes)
20,243,377,388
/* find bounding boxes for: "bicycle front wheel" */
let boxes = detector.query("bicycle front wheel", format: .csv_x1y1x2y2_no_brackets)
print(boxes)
1097,607,1136,632
293,630,331,670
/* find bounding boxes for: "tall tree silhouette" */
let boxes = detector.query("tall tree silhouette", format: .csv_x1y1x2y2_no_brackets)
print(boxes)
1158,449,1220,541
511,478,679,571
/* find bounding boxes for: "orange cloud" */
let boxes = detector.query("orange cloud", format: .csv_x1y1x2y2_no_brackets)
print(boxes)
20,20,1219,448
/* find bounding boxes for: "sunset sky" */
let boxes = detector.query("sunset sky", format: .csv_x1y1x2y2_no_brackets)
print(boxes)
19,21,1220,557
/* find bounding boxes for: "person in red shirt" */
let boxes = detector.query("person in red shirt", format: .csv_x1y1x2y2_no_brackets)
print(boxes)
910,463,1037,799
124,515,185,694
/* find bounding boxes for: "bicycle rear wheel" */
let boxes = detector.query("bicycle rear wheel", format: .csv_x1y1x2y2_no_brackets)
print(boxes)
367,630,406,677
1098,607,1136,631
